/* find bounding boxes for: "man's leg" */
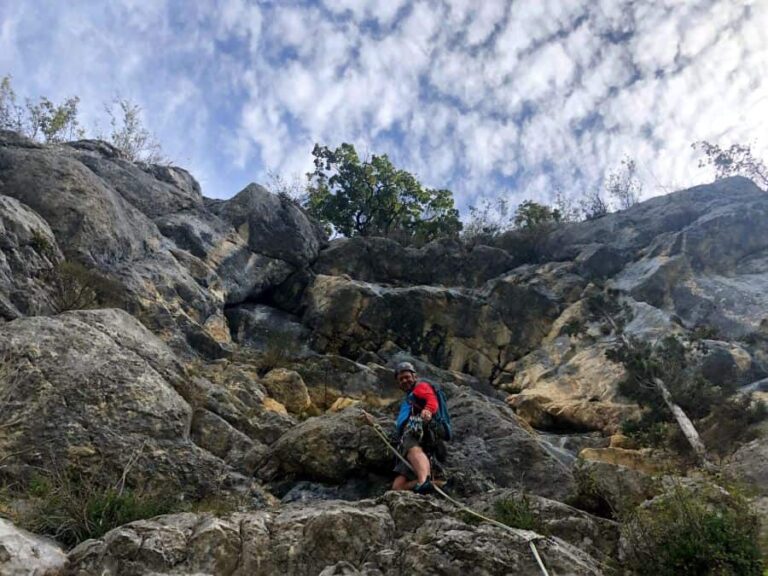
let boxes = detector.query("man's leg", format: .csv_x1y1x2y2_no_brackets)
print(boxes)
392,474,418,491
406,446,431,485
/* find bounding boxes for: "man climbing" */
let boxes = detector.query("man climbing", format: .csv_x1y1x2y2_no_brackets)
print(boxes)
386,361,447,494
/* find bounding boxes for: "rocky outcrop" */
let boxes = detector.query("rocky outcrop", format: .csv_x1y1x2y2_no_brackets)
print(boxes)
206,183,326,267
0,194,61,319
303,272,560,379
0,308,247,496
0,518,68,576
66,492,604,575
313,236,516,287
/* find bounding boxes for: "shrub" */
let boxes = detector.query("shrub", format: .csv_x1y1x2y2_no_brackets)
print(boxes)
493,494,546,533
16,469,181,548
605,156,642,210
693,141,768,190
101,97,166,163
622,483,763,576
44,260,126,313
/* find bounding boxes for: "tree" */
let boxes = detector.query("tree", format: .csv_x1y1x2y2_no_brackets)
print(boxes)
304,143,462,243
513,200,561,230
0,75,84,143
692,140,768,190
102,97,165,163
0,76,23,132
605,156,642,210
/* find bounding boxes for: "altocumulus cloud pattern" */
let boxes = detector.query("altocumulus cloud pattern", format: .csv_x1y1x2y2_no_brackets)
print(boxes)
1,0,766,210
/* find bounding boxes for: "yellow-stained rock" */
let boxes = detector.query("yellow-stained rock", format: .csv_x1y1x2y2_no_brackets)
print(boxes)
204,314,232,344
262,368,312,414
328,397,361,412
262,397,288,415
609,433,638,449
579,447,664,475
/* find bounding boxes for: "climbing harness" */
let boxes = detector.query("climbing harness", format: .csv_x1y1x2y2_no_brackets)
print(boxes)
364,412,551,576
405,415,424,440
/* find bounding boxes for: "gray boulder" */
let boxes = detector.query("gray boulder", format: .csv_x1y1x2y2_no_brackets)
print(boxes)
313,236,515,287
0,194,61,319
0,309,245,496
0,518,68,576
207,183,326,266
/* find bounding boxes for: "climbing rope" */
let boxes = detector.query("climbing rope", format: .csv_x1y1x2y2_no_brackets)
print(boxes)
363,412,551,576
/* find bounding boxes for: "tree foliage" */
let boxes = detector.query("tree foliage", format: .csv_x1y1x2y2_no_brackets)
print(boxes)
1,75,84,142
693,140,768,190
304,143,461,243
513,200,562,229
1,76,167,163
102,97,165,163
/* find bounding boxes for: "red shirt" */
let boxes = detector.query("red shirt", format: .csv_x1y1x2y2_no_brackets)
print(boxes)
410,381,438,414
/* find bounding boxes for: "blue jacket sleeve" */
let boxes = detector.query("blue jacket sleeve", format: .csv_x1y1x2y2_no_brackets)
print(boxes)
395,399,411,435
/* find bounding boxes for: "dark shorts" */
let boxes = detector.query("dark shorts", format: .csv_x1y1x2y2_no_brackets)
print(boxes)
393,421,447,479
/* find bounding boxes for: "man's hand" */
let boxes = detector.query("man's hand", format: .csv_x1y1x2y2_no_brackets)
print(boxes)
420,408,433,422
361,411,375,426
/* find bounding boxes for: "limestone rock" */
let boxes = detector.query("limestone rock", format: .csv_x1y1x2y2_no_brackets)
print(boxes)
467,488,621,565
505,338,636,434
445,385,576,499
0,309,243,496
303,273,559,380
0,518,68,576
313,236,515,287
67,492,604,575
0,194,61,319
261,368,312,414
226,303,311,354
726,437,768,495
289,354,400,410
259,407,391,483
207,183,326,266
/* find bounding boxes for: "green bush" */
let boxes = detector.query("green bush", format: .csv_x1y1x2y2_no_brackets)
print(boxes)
44,260,126,313
17,470,181,548
622,483,763,576
493,494,546,533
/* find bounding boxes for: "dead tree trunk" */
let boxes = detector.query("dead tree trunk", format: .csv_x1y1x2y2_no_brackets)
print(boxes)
652,377,714,469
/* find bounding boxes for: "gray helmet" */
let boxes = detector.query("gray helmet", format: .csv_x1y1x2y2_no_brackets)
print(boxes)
394,361,416,377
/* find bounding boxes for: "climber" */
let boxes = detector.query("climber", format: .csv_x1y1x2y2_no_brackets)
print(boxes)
365,361,450,494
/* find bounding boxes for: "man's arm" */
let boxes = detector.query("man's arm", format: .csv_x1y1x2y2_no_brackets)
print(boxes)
412,382,438,418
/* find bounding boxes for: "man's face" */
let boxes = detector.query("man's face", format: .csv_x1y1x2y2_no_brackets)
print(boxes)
397,370,416,391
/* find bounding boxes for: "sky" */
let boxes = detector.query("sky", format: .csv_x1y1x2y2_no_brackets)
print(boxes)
1,0,767,216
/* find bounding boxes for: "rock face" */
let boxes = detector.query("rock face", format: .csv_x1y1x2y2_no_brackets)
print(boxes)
303,273,560,380
313,236,515,287
0,194,61,319
0,308,243,495
0,518,68,576
2,132,767,574
67,492,604,576
207,183,326,267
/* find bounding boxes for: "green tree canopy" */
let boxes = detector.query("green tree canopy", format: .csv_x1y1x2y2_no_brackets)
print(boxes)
304,143,461,243
513,200,562,229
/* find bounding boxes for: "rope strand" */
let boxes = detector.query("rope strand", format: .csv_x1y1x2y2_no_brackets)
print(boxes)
364,412,551,576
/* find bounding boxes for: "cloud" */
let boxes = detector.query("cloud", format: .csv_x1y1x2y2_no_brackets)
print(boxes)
2,0,767,208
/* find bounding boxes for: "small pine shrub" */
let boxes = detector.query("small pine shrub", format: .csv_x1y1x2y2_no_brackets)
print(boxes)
622,483,764,576
493,494,546,534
